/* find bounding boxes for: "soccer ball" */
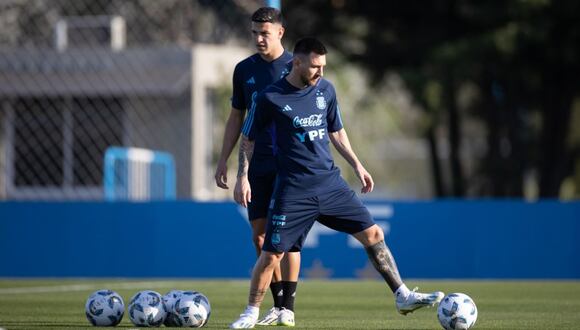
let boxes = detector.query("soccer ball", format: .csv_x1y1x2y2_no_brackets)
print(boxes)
437,293,478,330
173,291,211,327
128,290,166,327
162,290,184,327
84,289,125,326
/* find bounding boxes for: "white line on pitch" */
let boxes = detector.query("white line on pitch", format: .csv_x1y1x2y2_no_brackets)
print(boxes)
0,281,175,295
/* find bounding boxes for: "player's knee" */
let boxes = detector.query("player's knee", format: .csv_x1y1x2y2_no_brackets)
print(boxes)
260,251,284,267
366,225,384,245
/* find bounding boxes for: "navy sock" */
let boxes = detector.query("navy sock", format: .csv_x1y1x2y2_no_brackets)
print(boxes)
282,281,297,311
270,281,284,308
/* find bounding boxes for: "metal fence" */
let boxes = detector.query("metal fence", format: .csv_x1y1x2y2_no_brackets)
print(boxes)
0,0,267,200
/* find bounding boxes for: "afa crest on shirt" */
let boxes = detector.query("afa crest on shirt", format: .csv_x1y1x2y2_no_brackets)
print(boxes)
316,96,326,110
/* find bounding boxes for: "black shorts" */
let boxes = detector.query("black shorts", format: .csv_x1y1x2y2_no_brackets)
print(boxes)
247,171,276,221
263,188,375,252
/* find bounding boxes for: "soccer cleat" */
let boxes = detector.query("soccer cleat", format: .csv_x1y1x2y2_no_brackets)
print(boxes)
396,288,444,315
255,307,280,326
230,309,258,329
277,308,295,327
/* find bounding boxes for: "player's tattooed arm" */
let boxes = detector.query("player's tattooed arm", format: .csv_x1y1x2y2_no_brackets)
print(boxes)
237,136,255,178
235,136,255,207
365,240,404,292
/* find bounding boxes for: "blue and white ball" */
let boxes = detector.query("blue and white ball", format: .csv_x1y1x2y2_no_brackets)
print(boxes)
437,293,478,330
85,289,125,326
128,290,166,327
173,291,211,328
162,290,184,327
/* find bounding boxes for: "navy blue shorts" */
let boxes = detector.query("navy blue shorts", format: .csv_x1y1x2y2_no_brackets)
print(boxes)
247,171,276,221
263,188,375,253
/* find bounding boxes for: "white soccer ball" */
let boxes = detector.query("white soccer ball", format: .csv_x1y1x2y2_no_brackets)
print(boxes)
128,290,166,327
437,293,478,330
85,289,125,326
173,291,211,327
162,290,184,327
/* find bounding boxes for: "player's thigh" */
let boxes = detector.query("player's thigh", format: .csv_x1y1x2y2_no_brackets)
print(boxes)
247,172,276,221
317,188,375,234
250,217,267,236
263,197,319,253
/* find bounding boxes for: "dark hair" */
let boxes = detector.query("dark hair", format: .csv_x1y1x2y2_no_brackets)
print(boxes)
251,7,283,25
293,37,328,56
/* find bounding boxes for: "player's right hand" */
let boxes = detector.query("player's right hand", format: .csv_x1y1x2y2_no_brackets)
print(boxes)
234,176,252,208
215,160,229,189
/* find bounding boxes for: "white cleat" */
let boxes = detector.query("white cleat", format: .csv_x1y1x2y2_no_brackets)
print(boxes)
255,307,280,326
396,288,444,315
278,308,295,327
230,310,258,329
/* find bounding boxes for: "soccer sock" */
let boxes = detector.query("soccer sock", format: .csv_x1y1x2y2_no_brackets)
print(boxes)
281,281,297,311
364,240,404,293
270,281,284,308
244,305,259,318
395,284,411,300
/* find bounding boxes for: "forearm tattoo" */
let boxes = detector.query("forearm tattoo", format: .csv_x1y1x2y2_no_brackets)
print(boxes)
248,288,267,306
365,240,403,292
237,138,254,178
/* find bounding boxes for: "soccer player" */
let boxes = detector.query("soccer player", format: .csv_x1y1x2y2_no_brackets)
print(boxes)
230,37,444,329
214,7,300,326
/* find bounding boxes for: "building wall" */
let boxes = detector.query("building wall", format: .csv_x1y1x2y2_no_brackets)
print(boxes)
125,95,192,198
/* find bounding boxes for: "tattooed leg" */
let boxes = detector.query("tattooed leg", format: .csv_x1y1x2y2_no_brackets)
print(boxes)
249,288,268,306
365,240,403,292
248,251,284,307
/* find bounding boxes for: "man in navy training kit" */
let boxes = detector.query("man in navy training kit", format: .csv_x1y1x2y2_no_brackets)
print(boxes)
214,7,300,326
230,37,444,329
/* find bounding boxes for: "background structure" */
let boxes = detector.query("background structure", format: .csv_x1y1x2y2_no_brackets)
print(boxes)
0,0,579,280
3,1,578,201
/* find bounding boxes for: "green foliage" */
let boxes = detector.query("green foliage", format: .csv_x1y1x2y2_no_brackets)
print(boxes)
284,0,580,198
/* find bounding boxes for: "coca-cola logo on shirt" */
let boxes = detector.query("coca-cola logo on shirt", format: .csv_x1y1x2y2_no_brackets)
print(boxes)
293,114,323,128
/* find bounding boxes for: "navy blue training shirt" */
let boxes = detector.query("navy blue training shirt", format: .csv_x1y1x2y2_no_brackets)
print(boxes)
232,51,292,172
243,77,348,199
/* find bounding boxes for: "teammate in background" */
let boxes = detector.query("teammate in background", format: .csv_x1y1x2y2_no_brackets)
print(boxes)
230,37,444,329
214,7,299,326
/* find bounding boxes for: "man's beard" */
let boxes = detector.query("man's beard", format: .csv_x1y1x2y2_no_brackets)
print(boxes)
301,74,320,86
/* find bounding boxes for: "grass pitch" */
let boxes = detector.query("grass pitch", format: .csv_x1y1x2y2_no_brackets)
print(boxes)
0,279,579,329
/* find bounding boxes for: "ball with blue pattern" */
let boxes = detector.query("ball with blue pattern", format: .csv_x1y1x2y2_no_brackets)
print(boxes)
162,290,184,327
128,290,166,327
437,292,478,330
173,291,211,328
84,289,125,326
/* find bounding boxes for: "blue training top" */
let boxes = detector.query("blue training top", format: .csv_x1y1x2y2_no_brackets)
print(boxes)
243,77,348,199
232,51,292,174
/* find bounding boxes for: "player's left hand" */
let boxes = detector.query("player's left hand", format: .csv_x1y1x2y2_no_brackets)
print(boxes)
214,160,229,189
234,176,252,208
355,165,374,194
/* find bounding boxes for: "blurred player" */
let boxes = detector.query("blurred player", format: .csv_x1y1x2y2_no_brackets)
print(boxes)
230,37,444,329
214,7,299,326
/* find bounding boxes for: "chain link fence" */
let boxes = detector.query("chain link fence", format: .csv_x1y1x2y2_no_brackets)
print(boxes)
0,0,271,200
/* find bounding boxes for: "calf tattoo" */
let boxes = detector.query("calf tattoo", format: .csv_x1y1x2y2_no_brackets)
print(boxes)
249,288,267,306
365,240,403,292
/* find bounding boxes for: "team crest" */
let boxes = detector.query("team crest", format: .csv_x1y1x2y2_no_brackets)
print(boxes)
316,96,326,110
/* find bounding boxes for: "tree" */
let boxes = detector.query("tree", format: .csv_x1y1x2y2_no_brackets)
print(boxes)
284,0,580,198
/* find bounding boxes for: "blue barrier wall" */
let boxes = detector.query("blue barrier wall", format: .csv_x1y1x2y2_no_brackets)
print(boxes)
0,201,579,278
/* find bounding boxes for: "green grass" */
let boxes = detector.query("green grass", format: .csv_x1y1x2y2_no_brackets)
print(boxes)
1,279,579,329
